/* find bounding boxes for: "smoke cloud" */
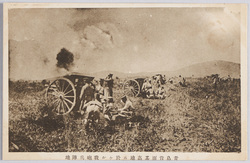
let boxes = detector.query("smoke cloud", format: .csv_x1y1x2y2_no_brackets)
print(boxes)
56,48,74,71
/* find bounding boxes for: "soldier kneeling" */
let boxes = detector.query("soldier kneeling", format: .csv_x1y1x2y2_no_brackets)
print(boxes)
111,96,134,122
156,86,166,99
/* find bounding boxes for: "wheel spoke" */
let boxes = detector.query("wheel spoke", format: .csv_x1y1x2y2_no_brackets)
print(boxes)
62,100,70,111
61,100,66,113
46,78,76,115
65,89,73,95
59,80,64,92
59,101,64,114
53,98,60,105
48,97,60,107
125,89,134,96
133,83,138,89
63,83,70,93
131,89,136,95
48,87,60,93
62,80,65,92
64,95,74,98
55,81,61,92
48,92,59,97
56,101,61,114
64,98,73,105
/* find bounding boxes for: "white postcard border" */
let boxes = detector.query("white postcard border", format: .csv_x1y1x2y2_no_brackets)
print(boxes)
2,3,248,161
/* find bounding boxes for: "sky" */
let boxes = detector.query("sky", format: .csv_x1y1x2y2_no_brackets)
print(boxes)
8,6,241,80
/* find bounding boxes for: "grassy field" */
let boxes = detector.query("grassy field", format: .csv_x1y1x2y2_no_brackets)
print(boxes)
9,77,241,152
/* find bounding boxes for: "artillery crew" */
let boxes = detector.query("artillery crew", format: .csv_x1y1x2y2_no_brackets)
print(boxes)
142,78,166,99
80,73,169,132
82,95,135,130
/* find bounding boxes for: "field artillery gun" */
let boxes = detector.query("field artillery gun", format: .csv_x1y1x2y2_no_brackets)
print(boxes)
123,74,166,97
45,72,95,115
123,78,144,97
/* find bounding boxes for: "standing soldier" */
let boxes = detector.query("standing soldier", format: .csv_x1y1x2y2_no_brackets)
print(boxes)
94,79,104,103
104,74,114,99
79,79,95,112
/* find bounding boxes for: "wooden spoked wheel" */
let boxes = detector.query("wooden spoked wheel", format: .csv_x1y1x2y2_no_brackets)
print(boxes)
46,78,76,115
123,79,140,97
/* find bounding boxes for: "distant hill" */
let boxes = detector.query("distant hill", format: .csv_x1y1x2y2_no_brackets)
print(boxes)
90,71,128,79
170,60,240,78
91,71,164,79
10,60,240,81
91,60,240,79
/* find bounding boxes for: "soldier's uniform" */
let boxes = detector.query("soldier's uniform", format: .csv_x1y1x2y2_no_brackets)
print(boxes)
104,74,114,99
156,87,166,99
95,83,104,102
142,79,154,98
111,96,134,121
79,82,95,111
82,100,103,128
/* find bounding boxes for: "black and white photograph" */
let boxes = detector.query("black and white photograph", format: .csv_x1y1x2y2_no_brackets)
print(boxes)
2,3,247,160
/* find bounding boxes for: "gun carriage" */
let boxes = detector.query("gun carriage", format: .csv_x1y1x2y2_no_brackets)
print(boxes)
45,72,95,115
123,74,166,97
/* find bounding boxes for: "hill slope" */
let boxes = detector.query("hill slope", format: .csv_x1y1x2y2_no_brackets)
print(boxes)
171,60,240,78
90,60,240,79
11,60,239,81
